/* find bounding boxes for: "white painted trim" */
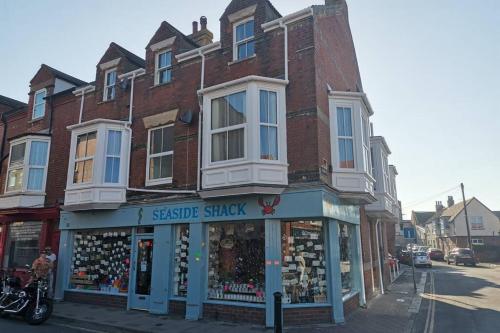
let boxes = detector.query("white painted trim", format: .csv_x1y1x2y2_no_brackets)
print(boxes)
261,7,313,32
154,49,172,86
175,42,221,62
32,88,47,120
103,68,117,102
68,118,129,131
329,91,374,116
149,36,176,51
198,75,288,95
227,4,257,23
118,68,146,80
99,58,120,70
145,124,175,187
73,85,95,96
233,16,255,61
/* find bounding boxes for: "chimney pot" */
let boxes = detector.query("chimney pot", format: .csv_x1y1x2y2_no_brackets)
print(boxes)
192,21,199,34
447,196,455,208
200,16,208,30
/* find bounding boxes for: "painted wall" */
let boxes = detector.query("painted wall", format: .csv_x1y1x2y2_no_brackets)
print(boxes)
451,200,500,237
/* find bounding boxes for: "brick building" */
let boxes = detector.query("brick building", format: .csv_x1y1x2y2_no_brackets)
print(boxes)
1,0,400,328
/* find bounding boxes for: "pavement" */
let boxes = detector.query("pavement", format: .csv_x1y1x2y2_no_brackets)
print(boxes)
0,267,423,333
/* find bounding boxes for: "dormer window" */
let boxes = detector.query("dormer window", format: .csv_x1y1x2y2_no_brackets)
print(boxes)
155,50,172,85
103,68,117,101
32,89,46,120
6,136,50,193
234,18,255,61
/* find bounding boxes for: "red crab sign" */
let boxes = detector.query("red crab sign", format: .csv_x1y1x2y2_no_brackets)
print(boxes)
257,195,281,216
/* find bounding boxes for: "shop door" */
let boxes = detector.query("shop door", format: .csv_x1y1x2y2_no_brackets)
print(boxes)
130,236,154,310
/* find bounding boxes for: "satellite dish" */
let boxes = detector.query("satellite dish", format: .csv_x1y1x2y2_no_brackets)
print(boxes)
179,110,193,125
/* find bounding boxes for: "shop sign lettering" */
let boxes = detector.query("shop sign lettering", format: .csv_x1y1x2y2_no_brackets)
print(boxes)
152,203,247,221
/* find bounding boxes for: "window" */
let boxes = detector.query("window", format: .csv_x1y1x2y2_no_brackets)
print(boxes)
472,239,484,245
172,225,189,297
32,89,46,120
370,148,376,190
5,221,43,268
147,125,174,185
260,90,278,160
211,91,246,162
234,18,255,61
382,154,389,192
337,107,354,168
73,132,97,184
69,229,131,294
362,116,371,174
207,222,265,303
339,223,354,296
470,216,485,230
6,138,50,193
105,130,122,183
281,221,328,304
156,50,172,85
103,69,117,101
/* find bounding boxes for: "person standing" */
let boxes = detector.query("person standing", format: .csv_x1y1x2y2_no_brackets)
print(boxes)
45,247,57,298
31,251,52,280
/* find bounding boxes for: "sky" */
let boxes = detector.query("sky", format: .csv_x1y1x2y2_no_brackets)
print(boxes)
1,0,499,217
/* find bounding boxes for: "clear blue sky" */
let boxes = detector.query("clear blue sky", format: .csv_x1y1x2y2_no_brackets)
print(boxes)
1,0,499,217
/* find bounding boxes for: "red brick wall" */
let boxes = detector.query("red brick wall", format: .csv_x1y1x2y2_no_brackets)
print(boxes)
343,294,359,318
283,306,332,325
202,303,265,325
169,299,186,316
64,291,127,309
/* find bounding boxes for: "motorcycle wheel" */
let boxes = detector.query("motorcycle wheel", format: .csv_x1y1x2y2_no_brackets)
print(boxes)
24,299,53,325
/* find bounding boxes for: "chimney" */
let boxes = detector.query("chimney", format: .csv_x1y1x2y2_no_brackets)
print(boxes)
190,16,213,46
447,196,455,208
325,0,344,6
435,201,444,213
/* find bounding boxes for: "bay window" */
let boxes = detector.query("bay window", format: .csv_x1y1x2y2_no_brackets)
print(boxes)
201,77,288,192
105,130,122,183
73,132,97,184
103,69,117,101
156,50,172,85
5,136,50,193
337,107,354,169
234,18,255,61
147,125,174,185
32,89,46,120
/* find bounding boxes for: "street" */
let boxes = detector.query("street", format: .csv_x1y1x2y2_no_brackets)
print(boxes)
412,261,500,333
0,317,89,333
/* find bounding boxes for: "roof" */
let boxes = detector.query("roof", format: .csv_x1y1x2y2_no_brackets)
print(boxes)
0,95,27,109
110,42,145,68
412,211,434,226
41,64,87,87
440,198,474,221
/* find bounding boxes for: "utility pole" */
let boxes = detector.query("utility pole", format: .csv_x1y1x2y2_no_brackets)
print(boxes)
461,183,473,251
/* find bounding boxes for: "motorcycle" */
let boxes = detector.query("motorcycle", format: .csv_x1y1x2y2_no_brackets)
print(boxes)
0,266,53,325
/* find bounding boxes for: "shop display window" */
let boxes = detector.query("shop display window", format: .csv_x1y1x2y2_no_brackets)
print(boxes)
5,221,43,268
339,223,353,296
69,229,131,294
281,220,328,304
172,225,189,297
207,222,265,303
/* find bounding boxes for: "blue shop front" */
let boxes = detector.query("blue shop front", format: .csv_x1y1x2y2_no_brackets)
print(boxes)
55,187,366,326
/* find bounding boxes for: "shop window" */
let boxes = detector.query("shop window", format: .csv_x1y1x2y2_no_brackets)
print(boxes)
6,137,50,193
69,229,131,294
339,223,354,296
172,225,189,297
207,222,265,303
281,221,328,304
5,221,43,268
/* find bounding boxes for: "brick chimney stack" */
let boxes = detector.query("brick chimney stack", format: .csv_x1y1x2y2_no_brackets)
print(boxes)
447,196,455,208
190,16,213,46
325,0,344,6
435,201,445,213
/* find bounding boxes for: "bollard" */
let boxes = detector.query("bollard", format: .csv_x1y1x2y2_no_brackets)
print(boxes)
274,292,283,333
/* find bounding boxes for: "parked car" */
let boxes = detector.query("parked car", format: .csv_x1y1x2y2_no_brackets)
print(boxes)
417,246,430,253
427,248,444,261
446,248,476,266
398,250,412,265
413,251,432,268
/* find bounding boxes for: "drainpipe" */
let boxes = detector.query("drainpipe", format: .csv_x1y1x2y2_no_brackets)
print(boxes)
73,85,96,124
279,21,289,81
367,221,375,294
196,50,206,192
375,219,384,294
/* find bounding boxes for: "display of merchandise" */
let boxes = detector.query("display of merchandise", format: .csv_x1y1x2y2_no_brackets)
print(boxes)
173,226,189,297
281,221,328,304
207,223,265,304
69,230,131,294
339,223,353,295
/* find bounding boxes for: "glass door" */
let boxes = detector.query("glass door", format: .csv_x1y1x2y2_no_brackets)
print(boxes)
130,236,154,310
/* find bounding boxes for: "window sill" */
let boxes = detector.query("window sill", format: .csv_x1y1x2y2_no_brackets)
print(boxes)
342,290,359,303
204,300,266,309
203,159,288,170
28,116,45,124
1,191,46,197
149,81,173,90
145,178,173,187
97,99,116,105
228,54,257,66
65,288,128,297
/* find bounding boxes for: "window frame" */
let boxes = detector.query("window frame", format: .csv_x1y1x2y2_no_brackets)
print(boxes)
104,129,123,184
233,17,255,61
103,68,117,102
155,49,173,85
471,238,484,245
32,88,47,120
208,89,248,165
259,89,279,161
146,124,175,186
5,136,51,194
73,131,97,185
336,106,355,169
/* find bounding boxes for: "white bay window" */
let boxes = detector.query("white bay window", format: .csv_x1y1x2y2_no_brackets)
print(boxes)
65,119,130,211
201,76,288,196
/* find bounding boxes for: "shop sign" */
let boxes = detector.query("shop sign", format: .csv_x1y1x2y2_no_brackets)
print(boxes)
152,203,247,222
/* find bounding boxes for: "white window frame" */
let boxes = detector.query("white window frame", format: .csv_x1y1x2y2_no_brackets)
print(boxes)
32,88,47,120
146,124,174,186
362,115,371,174
336,106,355,169
472,238,484,245
470,216,485,230
208,89,248,165
233,17,255,61
5,136,51,194
155,50,172,85
259,89,279,161
73,131,97,185
104,130,123,184
103,68,117,101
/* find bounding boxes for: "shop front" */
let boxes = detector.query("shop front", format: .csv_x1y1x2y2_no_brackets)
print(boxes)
55,187,365,327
